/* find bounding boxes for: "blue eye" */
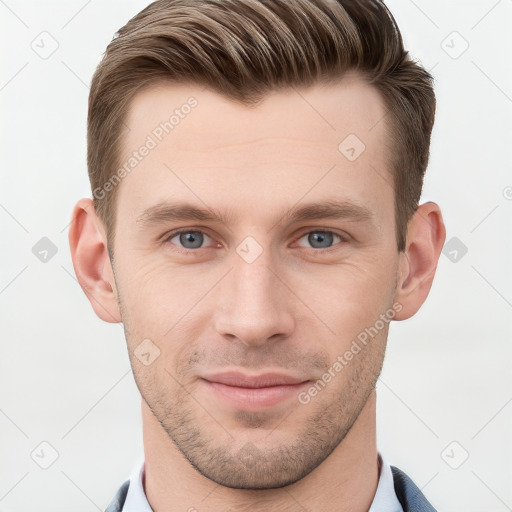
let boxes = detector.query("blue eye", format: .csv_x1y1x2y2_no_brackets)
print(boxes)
162,228,346,254
165,230,213,250
297,231,343,249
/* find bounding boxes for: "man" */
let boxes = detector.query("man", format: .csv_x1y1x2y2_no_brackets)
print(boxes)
68,0,445,510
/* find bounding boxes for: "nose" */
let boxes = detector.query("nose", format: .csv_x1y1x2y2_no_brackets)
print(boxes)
213,246,295,347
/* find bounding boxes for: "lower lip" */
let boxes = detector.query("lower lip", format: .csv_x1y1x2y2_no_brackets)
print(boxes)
202,379,309,410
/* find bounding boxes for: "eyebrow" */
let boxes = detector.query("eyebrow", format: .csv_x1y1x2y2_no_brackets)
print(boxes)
136,199,375,229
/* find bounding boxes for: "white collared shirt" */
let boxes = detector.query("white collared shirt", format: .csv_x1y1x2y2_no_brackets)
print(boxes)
122,451,404,511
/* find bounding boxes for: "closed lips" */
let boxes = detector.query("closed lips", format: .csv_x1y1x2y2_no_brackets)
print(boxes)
202,372,309,388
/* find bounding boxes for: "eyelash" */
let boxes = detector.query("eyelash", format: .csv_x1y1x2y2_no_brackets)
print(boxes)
161,228,348,255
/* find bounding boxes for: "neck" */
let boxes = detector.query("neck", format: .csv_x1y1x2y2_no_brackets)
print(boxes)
142,390,379,512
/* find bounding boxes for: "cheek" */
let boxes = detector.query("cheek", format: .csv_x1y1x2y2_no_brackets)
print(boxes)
295,253,397,329
116,256,183,315
116,257,206,369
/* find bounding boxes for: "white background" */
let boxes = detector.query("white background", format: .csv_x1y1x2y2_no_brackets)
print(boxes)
0,0,511,510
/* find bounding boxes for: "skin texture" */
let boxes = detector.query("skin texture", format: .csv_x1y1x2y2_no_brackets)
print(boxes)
69,72,446,511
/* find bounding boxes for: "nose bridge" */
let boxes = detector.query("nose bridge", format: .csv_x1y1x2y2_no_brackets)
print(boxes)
233,250,278,307
214,237,294,346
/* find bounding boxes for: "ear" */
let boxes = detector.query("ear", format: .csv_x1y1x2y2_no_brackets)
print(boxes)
393,201,446,320
68,198,122,323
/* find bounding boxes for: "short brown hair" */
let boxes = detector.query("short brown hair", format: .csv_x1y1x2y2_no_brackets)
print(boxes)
87,0,436,254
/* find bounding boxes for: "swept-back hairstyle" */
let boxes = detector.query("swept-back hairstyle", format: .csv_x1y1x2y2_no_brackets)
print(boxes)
88,0,436,253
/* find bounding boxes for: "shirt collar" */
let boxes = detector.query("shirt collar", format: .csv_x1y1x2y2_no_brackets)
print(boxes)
122,457,152,512
369,452,404,512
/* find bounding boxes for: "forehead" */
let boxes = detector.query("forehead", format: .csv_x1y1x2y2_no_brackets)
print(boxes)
116,74,393,226
122,73,388,152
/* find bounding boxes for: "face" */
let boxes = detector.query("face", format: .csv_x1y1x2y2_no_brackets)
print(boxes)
110,74,401,489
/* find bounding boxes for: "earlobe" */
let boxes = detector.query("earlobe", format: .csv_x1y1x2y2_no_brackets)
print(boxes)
68,198,122,323
393,202,446,321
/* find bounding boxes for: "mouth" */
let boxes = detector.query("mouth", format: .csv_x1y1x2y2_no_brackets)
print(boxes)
200,371,311,410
